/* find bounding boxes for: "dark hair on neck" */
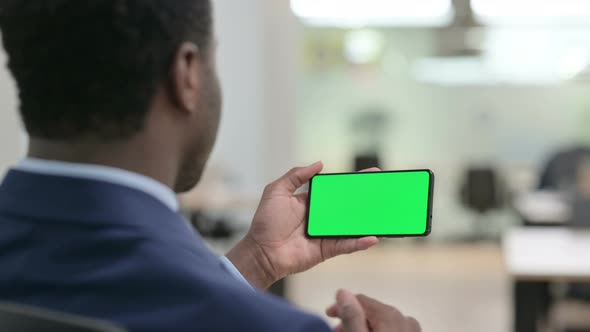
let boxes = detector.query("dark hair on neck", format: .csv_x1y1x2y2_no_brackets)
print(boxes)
0,0,212,139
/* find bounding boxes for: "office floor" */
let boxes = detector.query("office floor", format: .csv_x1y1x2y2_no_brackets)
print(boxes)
288,243,510,332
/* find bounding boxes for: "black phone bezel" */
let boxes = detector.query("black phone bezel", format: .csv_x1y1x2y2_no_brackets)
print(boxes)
306,169,434,238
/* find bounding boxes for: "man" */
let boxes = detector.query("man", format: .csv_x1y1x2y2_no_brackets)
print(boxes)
0,1,420,331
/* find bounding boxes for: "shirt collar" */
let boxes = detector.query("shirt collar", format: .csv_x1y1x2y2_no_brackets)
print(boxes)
16,158,179,212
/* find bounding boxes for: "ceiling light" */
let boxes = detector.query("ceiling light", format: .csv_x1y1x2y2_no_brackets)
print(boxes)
472,0,590,25
560,48,590,80
344,29,386,64
291,0,453,27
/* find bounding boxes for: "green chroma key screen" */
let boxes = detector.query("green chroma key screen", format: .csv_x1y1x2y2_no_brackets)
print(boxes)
307,170,434,237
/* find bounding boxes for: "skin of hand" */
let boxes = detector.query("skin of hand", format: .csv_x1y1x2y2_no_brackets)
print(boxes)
226,162,380,289
326,289,421,332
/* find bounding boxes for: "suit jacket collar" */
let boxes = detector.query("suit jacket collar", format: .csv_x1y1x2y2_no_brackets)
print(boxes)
0,170,201,250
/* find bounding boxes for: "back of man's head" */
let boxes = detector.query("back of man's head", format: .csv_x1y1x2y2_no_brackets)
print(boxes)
0,0,212,140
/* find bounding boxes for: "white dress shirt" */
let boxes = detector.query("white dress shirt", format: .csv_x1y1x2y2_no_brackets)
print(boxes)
16,158,252,288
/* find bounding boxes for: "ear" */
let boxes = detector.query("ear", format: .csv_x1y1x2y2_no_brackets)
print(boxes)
170,42,201,114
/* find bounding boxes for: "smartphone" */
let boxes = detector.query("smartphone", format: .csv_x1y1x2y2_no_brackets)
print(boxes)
307,169,434,238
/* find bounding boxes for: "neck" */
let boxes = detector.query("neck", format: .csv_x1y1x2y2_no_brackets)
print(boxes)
28,135,179,190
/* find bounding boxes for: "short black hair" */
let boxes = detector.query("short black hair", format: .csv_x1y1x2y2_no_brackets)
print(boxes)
0,0,212,139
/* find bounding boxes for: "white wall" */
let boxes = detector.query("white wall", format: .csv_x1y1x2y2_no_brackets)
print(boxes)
208,0,299,193
210,0,266,194
0,44,25,177
260,0,301,177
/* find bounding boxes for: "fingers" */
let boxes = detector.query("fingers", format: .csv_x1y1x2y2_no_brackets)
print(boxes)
356,294,391,313
358,167,381,173
356,294,418,332
268,161,323,195
330,291,421,332
356,294,401,324
326,303,338,317
322,237,379,261
337,292,419,331
356,237,379,250
406,316,422,332
336,289,369,332
268,163,378,196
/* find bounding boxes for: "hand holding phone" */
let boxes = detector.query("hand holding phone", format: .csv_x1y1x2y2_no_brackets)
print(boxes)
307,170,434,238
227,162,380,289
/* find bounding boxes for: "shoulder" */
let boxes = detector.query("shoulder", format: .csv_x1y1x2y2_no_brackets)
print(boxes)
121,244,331,332
123,261,332,332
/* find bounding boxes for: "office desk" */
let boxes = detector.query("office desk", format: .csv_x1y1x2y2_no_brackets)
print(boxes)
503,228,590,332
513,191,570,226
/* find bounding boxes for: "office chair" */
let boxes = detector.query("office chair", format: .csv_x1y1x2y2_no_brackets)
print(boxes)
0,302,127,332
459,166,503,241
539,146,590,332
539,147,590,191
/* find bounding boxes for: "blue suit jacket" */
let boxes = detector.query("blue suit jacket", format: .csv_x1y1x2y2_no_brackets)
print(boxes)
0,170,331,332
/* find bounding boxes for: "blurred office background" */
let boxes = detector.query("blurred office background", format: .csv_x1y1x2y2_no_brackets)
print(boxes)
2,0,590,331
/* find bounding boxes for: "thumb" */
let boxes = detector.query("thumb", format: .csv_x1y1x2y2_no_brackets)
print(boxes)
270,161,323,194
322,237,379,260
336,289,368,332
